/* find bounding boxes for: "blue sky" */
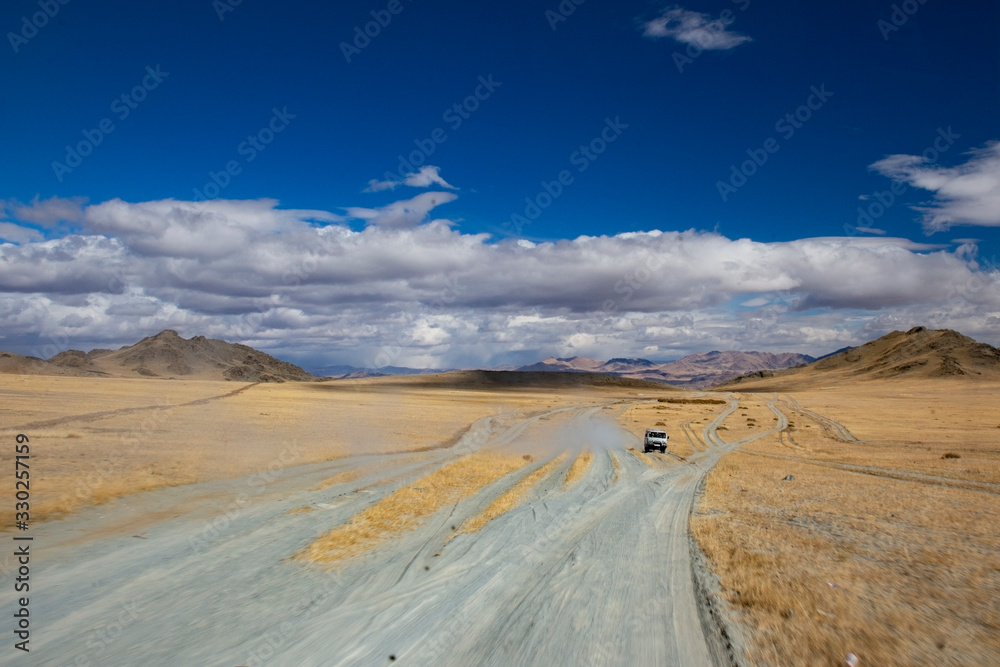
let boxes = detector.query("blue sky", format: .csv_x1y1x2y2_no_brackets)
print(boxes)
1,0,998,368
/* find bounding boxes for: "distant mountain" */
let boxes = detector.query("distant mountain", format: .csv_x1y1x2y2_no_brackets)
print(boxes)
600,358,658,373
345,370,675,391
6,330,318,382
720,327,1000,389
306,364,452,379
517,350,815,388
650,350,815,387
516,356,606,373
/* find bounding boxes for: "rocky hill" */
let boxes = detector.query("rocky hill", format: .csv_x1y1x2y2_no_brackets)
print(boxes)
4,330,317,382
721,327,1000,389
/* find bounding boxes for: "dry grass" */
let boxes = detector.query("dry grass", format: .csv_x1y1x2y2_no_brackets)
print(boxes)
717,396,777,442
311,468,366,491
297,451,527,564
0,374,643,529
617,399,726,459
563,451,594,488
455,454,568,536
772,381,1000,484
627,447,655,468
694,381,1000,666
33,470,200,523
610,451,621,483
285,506,315,515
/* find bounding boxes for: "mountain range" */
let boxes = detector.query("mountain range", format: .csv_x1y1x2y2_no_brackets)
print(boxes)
2,326,998,388
516,351,816,388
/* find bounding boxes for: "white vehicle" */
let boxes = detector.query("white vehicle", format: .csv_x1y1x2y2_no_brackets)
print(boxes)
643,428,668,453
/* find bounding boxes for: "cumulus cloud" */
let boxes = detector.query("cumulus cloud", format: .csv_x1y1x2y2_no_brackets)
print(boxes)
870,141,1000,232
0,222,43,244
643,7,752,50
346,191,458,229
364,166,457,193
5,195,87,227
0,197,997,366
82,198,342,260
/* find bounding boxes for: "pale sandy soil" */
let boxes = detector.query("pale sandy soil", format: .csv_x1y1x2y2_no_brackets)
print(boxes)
3,373,997,665
3,388,727,666
0,375,639,524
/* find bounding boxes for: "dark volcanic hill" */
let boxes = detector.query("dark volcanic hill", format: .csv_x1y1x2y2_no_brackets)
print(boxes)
720,327,1000,389
37,330,316,382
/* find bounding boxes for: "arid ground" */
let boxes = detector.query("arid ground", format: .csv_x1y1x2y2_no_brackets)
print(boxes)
1,373,997,665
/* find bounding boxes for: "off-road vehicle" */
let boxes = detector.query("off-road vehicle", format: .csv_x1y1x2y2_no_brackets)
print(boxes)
643,428,668,453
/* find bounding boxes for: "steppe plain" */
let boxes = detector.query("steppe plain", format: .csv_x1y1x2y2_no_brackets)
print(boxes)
1,367,998,665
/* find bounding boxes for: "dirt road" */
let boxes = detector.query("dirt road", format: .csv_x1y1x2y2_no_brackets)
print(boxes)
5,397,779,666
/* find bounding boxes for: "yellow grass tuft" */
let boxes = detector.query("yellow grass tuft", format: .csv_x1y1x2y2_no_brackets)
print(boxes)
610,451,621,483
454,454,567,537
311,468,365,491
627,447,655,468
297,451,526,564
563,451,594,488
25,469,198,526
286,505,315,515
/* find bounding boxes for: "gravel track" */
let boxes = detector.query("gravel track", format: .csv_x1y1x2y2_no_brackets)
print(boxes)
7,400,747,666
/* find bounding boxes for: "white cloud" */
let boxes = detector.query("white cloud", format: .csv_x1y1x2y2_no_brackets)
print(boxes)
346,191,458,229
403,166,456,189
82,198,342,259
643,8,752,50
5,195,87,227
870,140,1000,232
364,166,456,193
0,197,997,365
0,222,43,244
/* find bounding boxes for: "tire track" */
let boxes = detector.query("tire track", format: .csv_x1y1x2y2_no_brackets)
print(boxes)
21,401,733,666
780,394,861,443
702,395,740,449
10,381,263,430
741,449,1000,495
680,420,707,452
